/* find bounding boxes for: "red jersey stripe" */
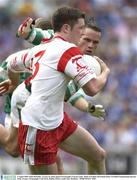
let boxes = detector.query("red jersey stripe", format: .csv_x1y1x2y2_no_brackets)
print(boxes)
57,47,83,72
22,53,32,71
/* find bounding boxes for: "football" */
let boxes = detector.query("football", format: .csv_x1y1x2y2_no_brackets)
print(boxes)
82,55,101,76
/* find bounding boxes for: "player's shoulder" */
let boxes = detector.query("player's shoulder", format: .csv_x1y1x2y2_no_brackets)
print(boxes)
53,37,77,50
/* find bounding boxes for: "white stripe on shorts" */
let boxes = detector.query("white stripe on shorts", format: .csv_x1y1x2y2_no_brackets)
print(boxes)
24,126,37,165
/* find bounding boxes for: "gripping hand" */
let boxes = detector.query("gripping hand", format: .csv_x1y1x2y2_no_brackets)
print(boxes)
17,17,34,39
88,103,106,120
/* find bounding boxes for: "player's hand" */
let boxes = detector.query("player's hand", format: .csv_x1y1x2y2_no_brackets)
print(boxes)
0,79,15,95
93,56,110,75
88,103,106,120
0,79,11,95
17,17,34,39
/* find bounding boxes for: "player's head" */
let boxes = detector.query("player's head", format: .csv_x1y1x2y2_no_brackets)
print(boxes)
78,17,101,55
34,18,52,30
52,6,85,45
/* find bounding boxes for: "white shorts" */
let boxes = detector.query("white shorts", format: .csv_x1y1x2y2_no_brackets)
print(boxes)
10,82,30,128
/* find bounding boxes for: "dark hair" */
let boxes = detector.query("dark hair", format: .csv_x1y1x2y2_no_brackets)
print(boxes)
52,6,85,32
85,16,101,33
34,18,52,30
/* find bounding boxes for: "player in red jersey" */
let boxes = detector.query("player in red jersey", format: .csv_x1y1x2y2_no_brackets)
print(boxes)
0,7,109,174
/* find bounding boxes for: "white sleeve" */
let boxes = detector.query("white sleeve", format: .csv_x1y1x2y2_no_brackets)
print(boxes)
6,49,32,73
65,56,97,87
57,47,97,87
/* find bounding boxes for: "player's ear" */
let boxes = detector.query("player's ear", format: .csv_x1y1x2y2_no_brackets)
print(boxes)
61,24,71,34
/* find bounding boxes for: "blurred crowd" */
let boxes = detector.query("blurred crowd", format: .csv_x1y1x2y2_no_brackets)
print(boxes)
0,0,137,169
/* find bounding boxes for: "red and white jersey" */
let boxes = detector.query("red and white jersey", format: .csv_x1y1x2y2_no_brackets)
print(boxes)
10,82,30,128
6,49,32,73
8,37,97,130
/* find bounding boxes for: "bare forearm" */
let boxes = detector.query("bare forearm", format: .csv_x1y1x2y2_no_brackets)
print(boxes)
83,69,109,97
95,70,109,92
73,97,89,112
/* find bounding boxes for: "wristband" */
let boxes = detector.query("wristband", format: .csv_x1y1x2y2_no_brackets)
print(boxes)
25,28,34,40
68,94,84,106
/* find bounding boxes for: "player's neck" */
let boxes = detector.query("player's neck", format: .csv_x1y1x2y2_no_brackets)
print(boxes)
54,32,70,42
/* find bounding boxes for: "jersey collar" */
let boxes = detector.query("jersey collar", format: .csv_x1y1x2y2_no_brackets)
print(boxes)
53,35,67,41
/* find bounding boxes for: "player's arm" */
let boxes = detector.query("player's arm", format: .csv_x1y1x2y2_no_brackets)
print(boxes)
82,57,110,96
17,17,54,45
0,69,20,95
68,91,105,120
61,47,110,97
65,80,88,111
0,60,20,95
70,96,105,120
0,49,30,95
65,81,105,119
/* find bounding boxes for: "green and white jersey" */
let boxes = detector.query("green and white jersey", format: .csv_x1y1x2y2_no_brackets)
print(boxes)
0,60,11,114
0,60,8,82
26,28,54,45
68,88,85,105
65,80,84,105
